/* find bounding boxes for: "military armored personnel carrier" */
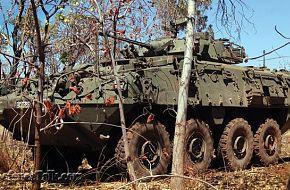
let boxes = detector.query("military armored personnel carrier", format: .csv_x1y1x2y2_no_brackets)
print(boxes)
0,24,289,178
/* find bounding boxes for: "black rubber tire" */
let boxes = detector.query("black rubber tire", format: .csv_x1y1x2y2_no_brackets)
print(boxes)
253,119,281,165
115,122,171,178
219,118,253,170
184,119,214,174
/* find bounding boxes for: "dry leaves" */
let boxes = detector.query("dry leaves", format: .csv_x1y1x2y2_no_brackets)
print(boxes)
65,101,81,116
105,96,115,106
146,113,155,123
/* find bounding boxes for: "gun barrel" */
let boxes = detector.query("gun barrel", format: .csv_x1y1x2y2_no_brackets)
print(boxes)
99,32,152,49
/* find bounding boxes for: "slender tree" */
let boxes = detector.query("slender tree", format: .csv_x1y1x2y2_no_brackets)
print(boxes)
94,1,139,188
170,1,195,190
29,1,67,189
30,1,44,189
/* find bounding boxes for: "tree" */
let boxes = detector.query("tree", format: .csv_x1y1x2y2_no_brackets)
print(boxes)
170,0,249,189
93,1,139,188
30,1,44,189
29,1,68,189
0,0,69,189
0,0,33,82
170,1,195,190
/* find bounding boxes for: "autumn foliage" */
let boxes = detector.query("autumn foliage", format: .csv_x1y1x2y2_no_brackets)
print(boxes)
43,99,81,120
65,101,81,116
57,101,81,119
147,113,155,123
105,96,116,106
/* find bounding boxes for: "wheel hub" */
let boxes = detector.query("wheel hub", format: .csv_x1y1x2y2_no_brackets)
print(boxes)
265,134,276,155
233,135,248,159
139,141,160,169
188,135,205,163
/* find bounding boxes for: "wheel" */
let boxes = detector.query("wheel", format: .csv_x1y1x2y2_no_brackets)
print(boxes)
253,119,281,165
115,122,171,178
184,119,214,174
219,118,253,170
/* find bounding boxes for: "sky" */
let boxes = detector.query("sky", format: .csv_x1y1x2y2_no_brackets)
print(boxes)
208,1,290,70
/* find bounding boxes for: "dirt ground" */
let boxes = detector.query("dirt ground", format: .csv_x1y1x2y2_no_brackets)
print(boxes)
1,131,290,190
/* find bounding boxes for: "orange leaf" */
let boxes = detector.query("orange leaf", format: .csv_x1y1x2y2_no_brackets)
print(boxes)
68,73,75,82
85,94,92,101
146,113,155,123
65,101,81,116
69,104,81,116
68,105,74,115
69,86,79,94
114,8,119,15
22,77,29,86
73,104,81,114
92,25,98,34
141,155,148,160
65,101,71,109
58,108,65,119
108,9,113,17
105,96,115,106
44,100,53,111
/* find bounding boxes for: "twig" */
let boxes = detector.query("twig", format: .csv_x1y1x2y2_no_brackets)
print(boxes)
0,51,38,69
275,26,290,40
248,41,290,60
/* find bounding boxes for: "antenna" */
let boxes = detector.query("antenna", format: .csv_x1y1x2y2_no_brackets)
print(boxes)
263,50,266,67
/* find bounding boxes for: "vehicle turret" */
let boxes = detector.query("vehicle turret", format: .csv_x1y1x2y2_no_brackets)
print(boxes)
101,22,246,64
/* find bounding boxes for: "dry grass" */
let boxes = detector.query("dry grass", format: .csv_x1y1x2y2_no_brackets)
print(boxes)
0,130,290,189
0,126,33,173
282,131,290,158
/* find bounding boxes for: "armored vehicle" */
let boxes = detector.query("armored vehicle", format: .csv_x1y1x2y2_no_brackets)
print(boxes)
0,25,290,178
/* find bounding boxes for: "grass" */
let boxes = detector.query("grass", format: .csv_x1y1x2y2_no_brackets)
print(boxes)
0,129,289,189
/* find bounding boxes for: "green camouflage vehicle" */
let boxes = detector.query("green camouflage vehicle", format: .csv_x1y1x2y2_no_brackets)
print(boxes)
0,24,289,178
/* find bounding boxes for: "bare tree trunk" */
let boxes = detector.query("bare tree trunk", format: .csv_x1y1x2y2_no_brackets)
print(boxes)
31,0,45,189
109,47,139,188
170,1,195,190
94,1,139,189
